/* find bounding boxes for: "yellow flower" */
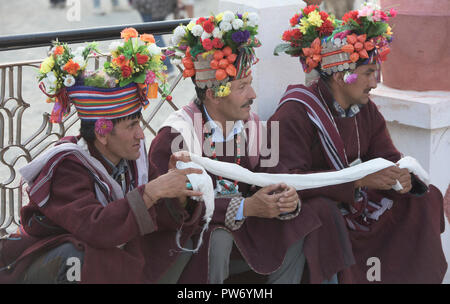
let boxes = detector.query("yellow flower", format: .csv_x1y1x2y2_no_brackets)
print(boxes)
187,22,195,31
307,10,323,27
215,83,231,97
299,18,309,34
215,12,224,22
243,12,249,19
40,56,55,73
386,26,393,36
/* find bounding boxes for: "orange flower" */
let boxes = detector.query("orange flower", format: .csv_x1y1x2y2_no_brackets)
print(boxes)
112,55,129,66
140,34,155,44
121,27,139,42
302,37,322,72
63,59,80,75
53,46,64,56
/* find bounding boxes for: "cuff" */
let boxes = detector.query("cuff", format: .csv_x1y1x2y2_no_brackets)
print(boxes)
409,173,428,196
225,196,246,231
126,187,157,235
235,198,246,221
277,199,302,220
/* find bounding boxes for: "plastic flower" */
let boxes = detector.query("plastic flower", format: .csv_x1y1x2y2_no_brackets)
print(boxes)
290,13,302,26
215,82,231,97
63,75,76,87
40,56,55,73
219,21,232,32
203,19,215,33
191,24,204,37
136,53,149,65
148,43,162,56
343,71,358,84
140,34,155,44
302,5,318,16
121,27,138,42
307,10,323,27
299,18,310,34
63,59,80,75
53,46,64,56
145,71,156,84
222,11,235,23
232,18,244,30
215,12,224,22
95,118,113,136
121,65,132,78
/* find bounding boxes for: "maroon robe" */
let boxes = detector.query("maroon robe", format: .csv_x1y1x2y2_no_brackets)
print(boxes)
0,136,182,283
268,79,447,283
147,103,355,283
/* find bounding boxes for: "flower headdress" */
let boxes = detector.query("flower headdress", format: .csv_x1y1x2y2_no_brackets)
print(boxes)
38,27,170,128
275,3,396,83
168,11,261,97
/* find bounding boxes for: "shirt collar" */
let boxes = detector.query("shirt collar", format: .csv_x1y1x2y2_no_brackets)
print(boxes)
100,155,129,181
203,104,244,142
333,101,362,118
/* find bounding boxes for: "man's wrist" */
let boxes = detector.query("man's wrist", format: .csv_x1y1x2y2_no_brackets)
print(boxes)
242,197,253,217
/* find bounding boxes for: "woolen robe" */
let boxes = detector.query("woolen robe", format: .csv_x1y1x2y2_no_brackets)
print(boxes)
147,103,355,283
0,136,184,283
267,79,447,283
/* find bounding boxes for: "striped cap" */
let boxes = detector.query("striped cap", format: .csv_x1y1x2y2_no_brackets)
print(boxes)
66,83,149,121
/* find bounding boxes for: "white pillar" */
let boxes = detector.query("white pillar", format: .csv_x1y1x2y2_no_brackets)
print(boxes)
219,0,306,121
371,84,450,283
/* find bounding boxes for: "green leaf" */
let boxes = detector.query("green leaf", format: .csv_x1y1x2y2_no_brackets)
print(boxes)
134,72,146,83
368,23,388,38
274,43,293,56
119,77,133,87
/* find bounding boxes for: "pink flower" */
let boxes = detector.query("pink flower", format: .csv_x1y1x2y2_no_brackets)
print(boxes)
95,118,113,136
389,8,397,17
372,10,382,21
145,71,156,84
358,6,374,18
344,72,358,84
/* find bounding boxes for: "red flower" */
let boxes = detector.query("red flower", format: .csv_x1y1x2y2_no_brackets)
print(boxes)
319,19,334,36
290,13,301,27
302,5,318,16
203,20,214,33
196,17,206,24
136,53,149,65
342,10,361,24
121,65,132,78
282,29,302,43
202,38,213,51
319,11,329,21
212,38,224,49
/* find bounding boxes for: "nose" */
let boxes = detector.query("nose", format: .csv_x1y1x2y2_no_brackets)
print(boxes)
369,71,378,89
135,124,145,140
248,85,257,100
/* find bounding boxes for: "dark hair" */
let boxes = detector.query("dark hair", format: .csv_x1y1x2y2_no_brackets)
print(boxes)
80,111,142,143
190,77,207,105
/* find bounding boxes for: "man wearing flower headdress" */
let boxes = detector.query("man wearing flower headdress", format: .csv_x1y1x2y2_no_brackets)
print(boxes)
272,4,447,283
146,11,355,284
0,29,202,283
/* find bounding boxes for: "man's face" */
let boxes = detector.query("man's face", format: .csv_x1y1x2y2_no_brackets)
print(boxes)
217,74,257,122
341,63,378,106
104,117,144,164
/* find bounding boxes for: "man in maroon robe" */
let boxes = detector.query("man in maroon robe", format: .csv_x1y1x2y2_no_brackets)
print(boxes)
147,11,355,283
271,4,447,283
0,84,203,283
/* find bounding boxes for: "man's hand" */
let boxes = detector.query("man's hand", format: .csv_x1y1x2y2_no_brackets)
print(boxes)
143,168,203,209
168,151,192,170
396,166,412,194
243,183,299,218
355,165,411,193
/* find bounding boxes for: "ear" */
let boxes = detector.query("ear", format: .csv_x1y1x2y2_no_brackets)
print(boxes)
205,88,220,105
332,71,345,86
95,131,108,146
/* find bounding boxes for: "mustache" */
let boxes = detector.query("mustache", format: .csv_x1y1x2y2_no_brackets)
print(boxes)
241,99,254,108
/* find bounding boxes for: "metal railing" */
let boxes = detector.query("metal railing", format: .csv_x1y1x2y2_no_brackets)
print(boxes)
0,20,190,235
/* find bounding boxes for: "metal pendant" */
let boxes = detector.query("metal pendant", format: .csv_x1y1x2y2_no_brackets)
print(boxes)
214,179,241,198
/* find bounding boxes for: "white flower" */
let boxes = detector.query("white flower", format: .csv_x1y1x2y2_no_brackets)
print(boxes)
46,71,57,83
148,43,161,56
219,21,232,32
175,51,185,57
174,25,186,39
63,75,75,87
232,18,244,30
72,55,84,66
191,24,204,37
247,12,259,27
222,11,235,23
212,27,223,39
108,41,123,51
201,31,212,40
171,35,182,45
